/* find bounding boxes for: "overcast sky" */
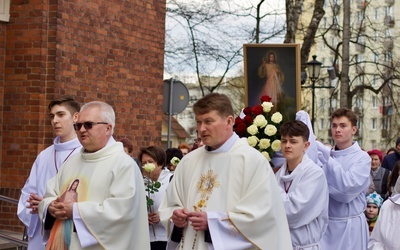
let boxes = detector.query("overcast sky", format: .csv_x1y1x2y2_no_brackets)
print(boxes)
164,0,286,79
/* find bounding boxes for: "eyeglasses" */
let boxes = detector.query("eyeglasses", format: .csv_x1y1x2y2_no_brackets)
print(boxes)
74,122,108,131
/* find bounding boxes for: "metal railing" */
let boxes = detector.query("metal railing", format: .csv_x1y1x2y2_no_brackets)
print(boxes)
0,195,28,249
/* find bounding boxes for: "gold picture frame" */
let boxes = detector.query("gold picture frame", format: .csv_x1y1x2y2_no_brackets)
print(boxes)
243,43,301,122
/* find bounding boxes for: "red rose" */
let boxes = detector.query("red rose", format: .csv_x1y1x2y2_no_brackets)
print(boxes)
235,123,247,136
243,107,252,116
260,95,272,102
234,117,243,126
243,115,253,125
251,105,263,115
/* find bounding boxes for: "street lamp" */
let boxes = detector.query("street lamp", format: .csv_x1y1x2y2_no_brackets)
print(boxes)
306,55,322,129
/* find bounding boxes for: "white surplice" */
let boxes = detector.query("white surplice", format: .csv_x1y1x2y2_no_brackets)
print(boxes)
39,141,150,249
276,154,329,250
318,142,371,250
17,137,81,250
159,135,292,250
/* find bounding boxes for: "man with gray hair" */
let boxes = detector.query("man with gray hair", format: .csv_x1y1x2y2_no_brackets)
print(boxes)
39,101,150,249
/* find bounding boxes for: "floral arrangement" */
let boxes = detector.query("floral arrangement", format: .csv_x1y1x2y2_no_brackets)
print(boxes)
234,95,283,161
170,156,181,167
143,162,161,236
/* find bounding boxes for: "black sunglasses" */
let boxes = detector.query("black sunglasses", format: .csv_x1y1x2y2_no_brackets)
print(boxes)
74,122,108,131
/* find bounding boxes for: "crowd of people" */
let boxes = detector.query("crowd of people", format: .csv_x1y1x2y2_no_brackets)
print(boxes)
16,94,400,249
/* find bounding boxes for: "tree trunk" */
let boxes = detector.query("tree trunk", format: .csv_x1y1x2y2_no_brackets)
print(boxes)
340,0,350,108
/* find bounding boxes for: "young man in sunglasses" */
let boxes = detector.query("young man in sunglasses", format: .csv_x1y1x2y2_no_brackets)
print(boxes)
17,96,82,250
38,101,150,249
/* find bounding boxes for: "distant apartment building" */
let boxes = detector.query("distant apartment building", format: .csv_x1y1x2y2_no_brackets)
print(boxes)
307,0,399,150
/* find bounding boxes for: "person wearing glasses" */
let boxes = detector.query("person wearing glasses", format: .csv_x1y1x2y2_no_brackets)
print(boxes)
159,93,291,249
38,101,150,249
275,121,328,249
17,96,81,250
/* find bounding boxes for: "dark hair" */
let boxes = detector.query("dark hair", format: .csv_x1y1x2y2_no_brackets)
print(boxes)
138,146,166,167
120,138,133,154
331,108,357,127
388,160,400,196
48,96,80,115
69,179,80,191
387,147,397,155
280,121,309,141
165,148,183,165
193,93,233,118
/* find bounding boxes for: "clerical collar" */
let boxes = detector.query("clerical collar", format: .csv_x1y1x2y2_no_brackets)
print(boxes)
205,133,238,153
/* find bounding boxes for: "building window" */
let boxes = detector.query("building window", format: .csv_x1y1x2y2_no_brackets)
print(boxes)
319,118,325,130
372,118,377,130
374,8,379,20
371,140,377,149
320,98,325,108
372,95,378,107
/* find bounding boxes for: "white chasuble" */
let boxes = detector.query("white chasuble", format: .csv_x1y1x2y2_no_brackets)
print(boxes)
39,142,150,249
159,138,292,250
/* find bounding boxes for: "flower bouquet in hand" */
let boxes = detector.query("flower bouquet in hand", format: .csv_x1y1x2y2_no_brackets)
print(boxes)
170,156,180,168
143,163,161,236
234,95,283,163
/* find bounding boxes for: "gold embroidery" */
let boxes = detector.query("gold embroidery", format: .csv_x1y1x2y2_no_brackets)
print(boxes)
181,169,220,249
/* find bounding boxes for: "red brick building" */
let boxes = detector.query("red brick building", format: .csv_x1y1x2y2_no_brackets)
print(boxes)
0,0,166,232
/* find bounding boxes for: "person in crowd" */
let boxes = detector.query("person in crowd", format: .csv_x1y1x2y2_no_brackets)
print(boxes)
191,130,204,151
381,137,400,171
165,147,183,173
387,160,400,197
365,192,383,235
38,101,149,249
368,149,389,198
17,96,81,250
386,147,397,156
368,178,400,249
366,175,376,195
159,93,291,249
276,121,328,249
317,108,371,250
119,137,141,170
178,143,191,156
139,146,173,250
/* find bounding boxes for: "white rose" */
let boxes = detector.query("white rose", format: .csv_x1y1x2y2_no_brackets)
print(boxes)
253,114,268,128
271,140,281,151
247,136,259,147
143,163,156,172
258,138,271,149
271,112,283,123
170,157,180,166
261,102,274,113
264,124,277,136
247,124,259,135
261,151,271,161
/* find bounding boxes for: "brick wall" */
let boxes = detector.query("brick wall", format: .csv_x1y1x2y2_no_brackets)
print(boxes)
1,0,166,232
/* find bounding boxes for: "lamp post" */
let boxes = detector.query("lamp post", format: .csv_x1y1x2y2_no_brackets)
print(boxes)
306,55,322,129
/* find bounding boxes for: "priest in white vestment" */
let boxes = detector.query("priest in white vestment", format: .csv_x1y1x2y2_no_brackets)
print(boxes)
39,101,150,249
159,93,292,250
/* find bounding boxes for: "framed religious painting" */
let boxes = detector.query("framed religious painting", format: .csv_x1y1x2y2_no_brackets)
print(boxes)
243,43,301,122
